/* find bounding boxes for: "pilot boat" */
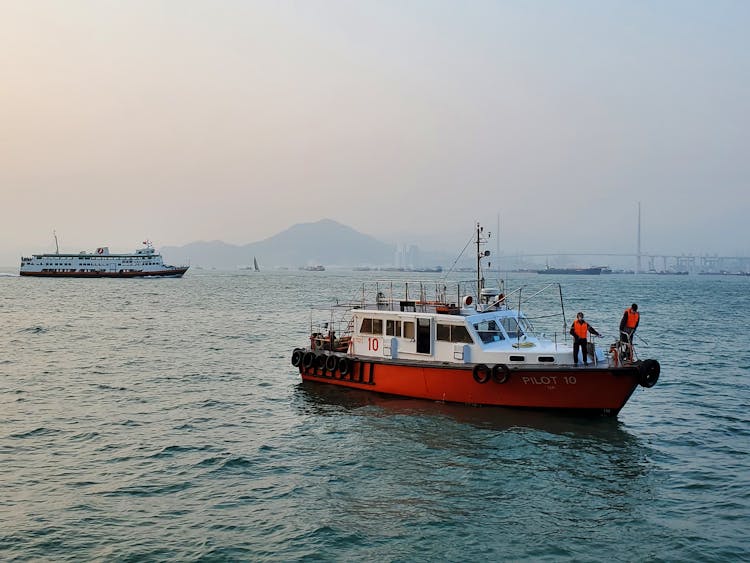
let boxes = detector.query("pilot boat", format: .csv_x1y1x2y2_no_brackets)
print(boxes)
291,224,660,416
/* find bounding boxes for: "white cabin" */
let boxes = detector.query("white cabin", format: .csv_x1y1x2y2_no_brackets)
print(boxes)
323,279,607,367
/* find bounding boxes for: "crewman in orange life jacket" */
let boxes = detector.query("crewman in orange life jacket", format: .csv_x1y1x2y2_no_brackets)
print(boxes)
569,312,601,366
620,303,640,345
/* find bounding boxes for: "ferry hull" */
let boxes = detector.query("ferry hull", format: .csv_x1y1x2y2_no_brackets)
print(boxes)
296,351,644,415
19,268,188,278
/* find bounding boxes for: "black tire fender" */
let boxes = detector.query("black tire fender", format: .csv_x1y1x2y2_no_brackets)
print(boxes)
325,354,339,373
315,353,328,370
291,348,304,367
473,364,491,384
302,351,316,369
338,357,352,376
492,363,510,384
638,359,660,388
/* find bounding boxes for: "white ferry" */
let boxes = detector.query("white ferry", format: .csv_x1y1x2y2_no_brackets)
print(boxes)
20,240,189,278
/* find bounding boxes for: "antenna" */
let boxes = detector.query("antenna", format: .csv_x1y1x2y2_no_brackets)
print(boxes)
636,202,642,274
496,213,500,274
53,230,59,254
475,222,491,298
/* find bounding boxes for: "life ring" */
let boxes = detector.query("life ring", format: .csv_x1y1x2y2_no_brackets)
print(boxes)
492,364,510,384
338,357,352,376
472,364,491,384
302,351,316,369
325,354,339,373
291,348,304,367
638,359,660,388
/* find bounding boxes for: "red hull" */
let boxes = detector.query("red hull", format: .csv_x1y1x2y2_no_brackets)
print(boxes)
296,351,644,415
20,268,188,278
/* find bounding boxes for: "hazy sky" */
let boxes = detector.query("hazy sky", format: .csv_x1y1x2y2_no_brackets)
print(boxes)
2,1,748,264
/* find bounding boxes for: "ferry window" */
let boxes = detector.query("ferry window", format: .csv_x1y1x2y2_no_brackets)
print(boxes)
360,318,373,333
386,320,401,336
403,321,415,339
372,319,383,334
437,324,451,341
451,325,473,343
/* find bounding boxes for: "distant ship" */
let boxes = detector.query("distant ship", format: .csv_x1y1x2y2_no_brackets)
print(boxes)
537,266,604,275
300,265,325,271
654,270,688,275
20,239,189,278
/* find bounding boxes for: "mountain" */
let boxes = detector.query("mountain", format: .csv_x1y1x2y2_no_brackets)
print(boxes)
161,219,397,269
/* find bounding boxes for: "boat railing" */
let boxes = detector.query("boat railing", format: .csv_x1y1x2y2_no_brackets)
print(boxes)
308,306,355,352
335,279,581,347
351,279,479,313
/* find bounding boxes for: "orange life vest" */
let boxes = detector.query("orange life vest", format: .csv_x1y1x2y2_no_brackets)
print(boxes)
624,309,640,328
573,320,589,339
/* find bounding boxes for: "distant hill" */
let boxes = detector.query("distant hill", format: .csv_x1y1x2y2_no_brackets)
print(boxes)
161,219,398,269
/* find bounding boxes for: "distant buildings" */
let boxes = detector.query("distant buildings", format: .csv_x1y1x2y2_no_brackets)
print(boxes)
394,243,421,269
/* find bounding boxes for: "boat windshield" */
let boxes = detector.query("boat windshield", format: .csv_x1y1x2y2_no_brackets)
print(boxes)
473,319,505,343
498,315,534,339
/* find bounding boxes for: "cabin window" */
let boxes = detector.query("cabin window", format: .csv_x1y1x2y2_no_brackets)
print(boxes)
403,321,415,339
359,318,383,335
437,324,451,341
509,355,525,362
437,324,474,343
386,320,401,336
451,325,473,343
474,320,504,343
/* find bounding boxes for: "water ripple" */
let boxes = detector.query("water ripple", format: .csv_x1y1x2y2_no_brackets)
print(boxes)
0,272,748,561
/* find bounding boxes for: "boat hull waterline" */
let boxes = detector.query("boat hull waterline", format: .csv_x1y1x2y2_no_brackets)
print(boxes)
19,268,188,278
293,350,657,415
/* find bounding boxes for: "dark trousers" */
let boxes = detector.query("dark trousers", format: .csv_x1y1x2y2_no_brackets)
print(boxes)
620,328,635,360
621,328,635,344
573,337,589,365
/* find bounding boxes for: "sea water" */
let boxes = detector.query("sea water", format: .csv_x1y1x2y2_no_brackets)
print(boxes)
1,270,748,561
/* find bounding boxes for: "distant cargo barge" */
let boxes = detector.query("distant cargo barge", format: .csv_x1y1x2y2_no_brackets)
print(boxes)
537,267,603,275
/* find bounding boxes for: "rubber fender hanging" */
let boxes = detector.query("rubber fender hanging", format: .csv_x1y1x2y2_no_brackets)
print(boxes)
315,353,328,370
302,351,316,369
472,364,491,384
638,359,660,388
325,354,339,373
338,357,352,376
492,364,510,384
291,348,304,367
